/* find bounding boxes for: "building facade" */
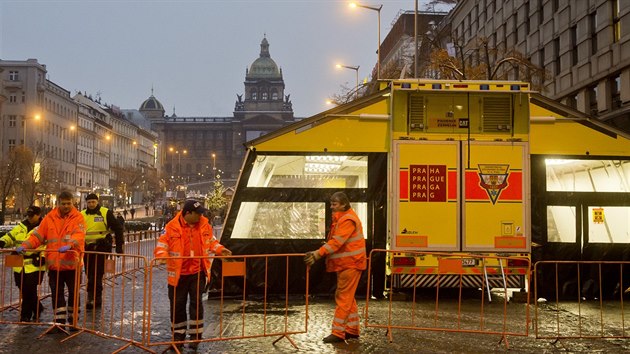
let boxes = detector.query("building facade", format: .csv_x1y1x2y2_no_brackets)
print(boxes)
445,0,630,131
142,36,297,193
0,59,159,211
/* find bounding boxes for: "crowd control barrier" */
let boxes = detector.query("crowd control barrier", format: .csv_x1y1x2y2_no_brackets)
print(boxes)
147,253,309,353
534,260,630,341
64,251,152,353
365,249,531,349
0,249,49,325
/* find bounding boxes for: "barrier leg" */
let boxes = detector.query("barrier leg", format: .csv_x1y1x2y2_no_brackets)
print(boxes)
272,334,298,349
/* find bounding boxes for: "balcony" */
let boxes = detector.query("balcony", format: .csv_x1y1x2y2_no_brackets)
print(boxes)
3,80,23,89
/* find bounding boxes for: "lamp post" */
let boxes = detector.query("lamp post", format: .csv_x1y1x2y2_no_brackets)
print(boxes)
335,64,360,99
23,114,41,147
350,2,382,80
176,149,187,181
211,153,216,179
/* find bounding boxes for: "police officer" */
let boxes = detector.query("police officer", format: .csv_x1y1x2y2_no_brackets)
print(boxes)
82,193,124,309
0,206,45,322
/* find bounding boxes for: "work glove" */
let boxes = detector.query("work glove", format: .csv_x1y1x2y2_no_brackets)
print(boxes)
221,248,232,257
304,250,321,267
0,240,5,248
15,246,25,254
58,245,71,253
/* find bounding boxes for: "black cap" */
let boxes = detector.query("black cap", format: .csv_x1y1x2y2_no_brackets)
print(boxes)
85,193,99,201
26,206,42,216
182,200,206,214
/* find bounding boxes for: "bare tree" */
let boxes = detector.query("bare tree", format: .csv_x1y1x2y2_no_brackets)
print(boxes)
428,35,548,91
0,148,24,224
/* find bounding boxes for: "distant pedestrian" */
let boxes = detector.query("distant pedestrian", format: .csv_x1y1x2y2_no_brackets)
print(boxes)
130,208,136,219
304,191,366,343
116,212,125,232
123,209,128,219
145,204,149,216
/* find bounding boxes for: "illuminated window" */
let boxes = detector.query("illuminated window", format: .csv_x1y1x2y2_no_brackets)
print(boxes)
246,155,368,188
545,159,630,192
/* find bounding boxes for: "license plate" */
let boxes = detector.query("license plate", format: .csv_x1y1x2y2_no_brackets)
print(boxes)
461,258,476,267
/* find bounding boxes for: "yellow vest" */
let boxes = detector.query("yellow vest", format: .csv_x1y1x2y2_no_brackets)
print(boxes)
0,222,46,273
82,207,110,244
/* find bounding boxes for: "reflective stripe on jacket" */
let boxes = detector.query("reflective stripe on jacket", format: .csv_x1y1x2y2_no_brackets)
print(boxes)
22,207,86,271
318,208,366,272
154,211,225,287
0,222,46,273
82,206,109,244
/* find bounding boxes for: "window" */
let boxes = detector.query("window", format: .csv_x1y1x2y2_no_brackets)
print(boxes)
570,26,578,66
251,92,257,100
611,74,621,109
588,85,598,114
554,37,560,75
590,12,598,55
566,93,578,109
272,92,278,100
8,115,16,127
8,139,16,151
545,159,629,192
9,94,17,103
547,206,577,242
246,155,368,188
262,92,268,100
613,0,621,43
9,71,18,81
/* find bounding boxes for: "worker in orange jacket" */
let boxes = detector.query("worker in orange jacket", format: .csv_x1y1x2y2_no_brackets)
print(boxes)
19,190,86,327
305,191,366,343
154,200,231,349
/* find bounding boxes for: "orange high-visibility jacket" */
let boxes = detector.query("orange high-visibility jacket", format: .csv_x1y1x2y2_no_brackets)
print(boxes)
317,208,366,273
154,211,226,287
22,206,86,271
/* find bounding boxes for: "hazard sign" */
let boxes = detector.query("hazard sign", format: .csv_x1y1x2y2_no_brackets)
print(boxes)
592,208,604,224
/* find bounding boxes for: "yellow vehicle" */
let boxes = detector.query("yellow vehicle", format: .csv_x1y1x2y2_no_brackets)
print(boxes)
217,79,630,297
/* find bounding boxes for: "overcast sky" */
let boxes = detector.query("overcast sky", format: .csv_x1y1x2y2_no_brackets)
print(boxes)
1,0,447,118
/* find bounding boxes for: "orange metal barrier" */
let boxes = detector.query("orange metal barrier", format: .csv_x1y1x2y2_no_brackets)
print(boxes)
365,249,531,348
534,260,630,340
147,253,309,353
0,249,82,336
63,251,152,353
123,230,160,260
0,249,50,325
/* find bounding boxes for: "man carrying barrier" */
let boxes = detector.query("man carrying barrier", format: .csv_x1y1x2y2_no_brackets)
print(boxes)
18,190,86,330
304,191,366,344
81,193,124,309
0,205,45,322
154,199,232,351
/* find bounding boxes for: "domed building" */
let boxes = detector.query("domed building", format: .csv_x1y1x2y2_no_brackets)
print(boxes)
235,36,294,141
133,36,297,190
139,90,165,121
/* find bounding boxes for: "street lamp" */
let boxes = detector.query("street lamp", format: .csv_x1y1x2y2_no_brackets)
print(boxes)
211,153,216,175
349,2,382,80
335,64,360,99
176,149,187,180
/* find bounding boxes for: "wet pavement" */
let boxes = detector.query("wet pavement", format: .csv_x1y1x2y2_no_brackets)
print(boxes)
3,287,630,354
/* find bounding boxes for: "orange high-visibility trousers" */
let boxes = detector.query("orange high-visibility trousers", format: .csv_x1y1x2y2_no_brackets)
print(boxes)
331,268,362,339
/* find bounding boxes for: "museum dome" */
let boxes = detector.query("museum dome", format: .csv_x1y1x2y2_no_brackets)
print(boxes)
247,37,282,80
140,94,164,111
